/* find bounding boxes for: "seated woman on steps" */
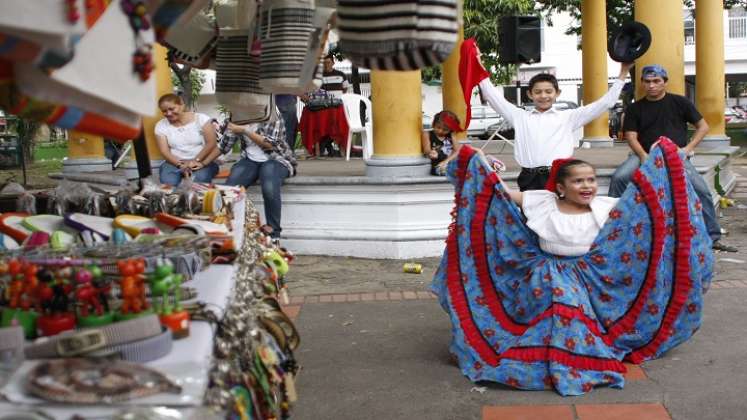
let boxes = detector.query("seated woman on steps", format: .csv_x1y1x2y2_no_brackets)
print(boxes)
431,138,713,396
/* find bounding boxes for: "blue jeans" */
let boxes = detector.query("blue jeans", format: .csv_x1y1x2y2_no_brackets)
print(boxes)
277,99,298,152
609,154,721,241
159,161,219,186
226,158,289,238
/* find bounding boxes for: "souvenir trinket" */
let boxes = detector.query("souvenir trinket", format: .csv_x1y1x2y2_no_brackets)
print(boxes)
149,261,189,338
27,358,182,403
74,265,114,327
116,258,152,321
0,259,39,338
36,267,76,337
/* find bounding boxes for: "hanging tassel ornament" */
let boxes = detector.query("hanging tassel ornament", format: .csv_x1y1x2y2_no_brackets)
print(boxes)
120,0,154,81
66,0,81,23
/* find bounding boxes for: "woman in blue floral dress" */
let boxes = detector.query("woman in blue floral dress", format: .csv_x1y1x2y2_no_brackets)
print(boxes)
431,138,713,395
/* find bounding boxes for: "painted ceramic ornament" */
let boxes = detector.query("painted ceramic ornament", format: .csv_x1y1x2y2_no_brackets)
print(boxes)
0,259,39,338
21,215,76,249
113,215,162,237
148,261,189,338
115,258,152,321
35,268,76,337
74,266,114,327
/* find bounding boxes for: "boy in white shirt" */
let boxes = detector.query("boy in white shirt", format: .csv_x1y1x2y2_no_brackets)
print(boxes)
478,59,633,190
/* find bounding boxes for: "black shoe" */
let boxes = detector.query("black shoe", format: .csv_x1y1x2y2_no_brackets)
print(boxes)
712,240,738,253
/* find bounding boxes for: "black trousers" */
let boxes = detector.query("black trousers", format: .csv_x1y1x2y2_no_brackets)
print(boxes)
517,167,550,191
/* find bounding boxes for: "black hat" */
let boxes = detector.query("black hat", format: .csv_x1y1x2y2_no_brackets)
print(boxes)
608,21,652,63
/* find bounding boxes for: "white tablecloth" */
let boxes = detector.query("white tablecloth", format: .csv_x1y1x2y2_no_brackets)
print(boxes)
0,264,237,418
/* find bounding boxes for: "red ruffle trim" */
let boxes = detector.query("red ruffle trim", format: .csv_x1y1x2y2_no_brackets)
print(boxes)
471,170,529,335
604,161,666,341
446,146,500,366
626,138,694,363
502,346,627,373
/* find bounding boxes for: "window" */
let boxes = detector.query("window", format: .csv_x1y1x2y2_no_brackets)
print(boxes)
729,7,747,39
684,10,695,45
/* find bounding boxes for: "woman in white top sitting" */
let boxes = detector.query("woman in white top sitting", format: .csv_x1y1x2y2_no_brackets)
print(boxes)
431,140,713,396
154,94,219,186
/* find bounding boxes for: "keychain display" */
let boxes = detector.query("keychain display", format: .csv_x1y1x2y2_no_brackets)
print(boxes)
204,201,299,419
148,260,189,338
74,265,114,327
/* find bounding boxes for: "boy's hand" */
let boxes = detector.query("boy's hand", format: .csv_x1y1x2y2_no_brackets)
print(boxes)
619,62,634,79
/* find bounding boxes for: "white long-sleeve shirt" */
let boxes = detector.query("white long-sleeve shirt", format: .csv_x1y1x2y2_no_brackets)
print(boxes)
479,78,625,168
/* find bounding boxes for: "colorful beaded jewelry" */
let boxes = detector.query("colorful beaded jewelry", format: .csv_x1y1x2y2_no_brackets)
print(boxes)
120,0,154,81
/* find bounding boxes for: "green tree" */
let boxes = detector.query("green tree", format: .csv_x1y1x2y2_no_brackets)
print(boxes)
167,52,206,110
464,0,535,85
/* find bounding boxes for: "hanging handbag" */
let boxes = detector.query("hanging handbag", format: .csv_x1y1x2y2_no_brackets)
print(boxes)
162,9,217,68
145,0,210,42
259,0,334,95
215,0,274,123
336,0,458,70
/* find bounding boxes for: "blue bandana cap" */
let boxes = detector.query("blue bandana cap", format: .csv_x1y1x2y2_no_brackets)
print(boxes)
641,64,668,80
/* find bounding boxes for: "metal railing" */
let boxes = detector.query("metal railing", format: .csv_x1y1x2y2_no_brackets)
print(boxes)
729,17,747,39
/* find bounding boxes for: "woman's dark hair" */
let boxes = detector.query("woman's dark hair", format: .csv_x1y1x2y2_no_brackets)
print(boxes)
158,93,184,106
555,159,594,187
528,73,560,92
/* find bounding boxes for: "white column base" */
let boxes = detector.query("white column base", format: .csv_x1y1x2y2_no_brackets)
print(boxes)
122,159,164,181
580,136,614,148
62,157,113,173
364,155,431,177
699,134,731,149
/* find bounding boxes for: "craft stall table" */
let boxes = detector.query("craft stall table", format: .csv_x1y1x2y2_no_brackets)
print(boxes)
298,105,349,156
0,190,298,419
0,264,235,418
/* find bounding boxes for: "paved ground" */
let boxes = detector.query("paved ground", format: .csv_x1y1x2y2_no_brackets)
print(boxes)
282,155,747,420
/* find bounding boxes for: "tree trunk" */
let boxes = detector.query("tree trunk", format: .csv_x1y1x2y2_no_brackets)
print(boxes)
169,62,195,109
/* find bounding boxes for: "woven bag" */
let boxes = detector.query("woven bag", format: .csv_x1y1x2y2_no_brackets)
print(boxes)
337,0,458,70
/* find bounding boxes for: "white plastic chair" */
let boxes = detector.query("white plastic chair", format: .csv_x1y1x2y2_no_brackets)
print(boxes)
340,93,373,161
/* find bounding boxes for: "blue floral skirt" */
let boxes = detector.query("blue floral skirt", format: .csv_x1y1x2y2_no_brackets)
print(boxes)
431,139,713,395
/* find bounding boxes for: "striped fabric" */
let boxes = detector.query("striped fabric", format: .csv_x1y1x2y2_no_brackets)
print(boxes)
259,0,329,94
337,0,458,70
215,0,274,123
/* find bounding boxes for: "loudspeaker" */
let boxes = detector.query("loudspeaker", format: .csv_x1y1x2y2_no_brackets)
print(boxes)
499,16,541,64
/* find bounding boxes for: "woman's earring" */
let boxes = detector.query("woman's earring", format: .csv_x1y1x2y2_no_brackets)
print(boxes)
558,192,565,199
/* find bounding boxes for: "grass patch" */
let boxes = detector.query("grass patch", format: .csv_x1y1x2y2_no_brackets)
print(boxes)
33,145,67,161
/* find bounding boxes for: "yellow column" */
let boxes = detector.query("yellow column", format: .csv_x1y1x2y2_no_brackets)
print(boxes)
140,43,172,160
635,0,685,96
581,0,610,143
64,131,110,173
67,131,105,158
441,27,467,141
369,70,423,156
696,0,728,142
366,69,428,177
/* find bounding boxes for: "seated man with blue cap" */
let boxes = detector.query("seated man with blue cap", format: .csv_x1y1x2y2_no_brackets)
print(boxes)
609,64,737,252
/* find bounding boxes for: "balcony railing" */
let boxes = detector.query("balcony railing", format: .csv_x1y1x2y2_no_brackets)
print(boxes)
729,17,747,39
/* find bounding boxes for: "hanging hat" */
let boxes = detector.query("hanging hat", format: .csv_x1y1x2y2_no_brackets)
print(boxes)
608,21,651,63
545,158,575,193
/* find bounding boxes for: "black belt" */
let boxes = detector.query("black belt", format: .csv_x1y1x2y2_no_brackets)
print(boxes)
521,166,550,174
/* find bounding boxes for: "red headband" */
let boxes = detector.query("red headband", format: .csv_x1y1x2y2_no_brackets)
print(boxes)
438,113,462,133
545,158,575,192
